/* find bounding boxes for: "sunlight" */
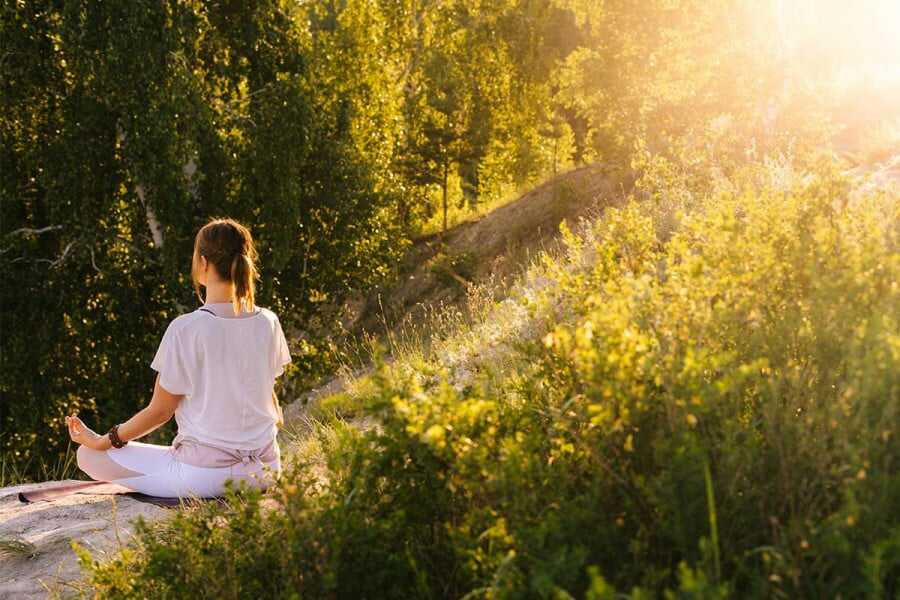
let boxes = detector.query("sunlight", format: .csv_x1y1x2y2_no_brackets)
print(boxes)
775,0,900,86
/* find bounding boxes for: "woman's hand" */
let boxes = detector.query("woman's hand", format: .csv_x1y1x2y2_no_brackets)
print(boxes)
65,414,108,451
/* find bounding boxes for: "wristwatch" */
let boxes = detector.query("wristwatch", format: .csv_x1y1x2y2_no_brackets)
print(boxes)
107,424,128,448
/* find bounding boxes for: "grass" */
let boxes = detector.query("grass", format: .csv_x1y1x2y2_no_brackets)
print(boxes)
0,537,39,559
308,204,601,423
1,442,83,488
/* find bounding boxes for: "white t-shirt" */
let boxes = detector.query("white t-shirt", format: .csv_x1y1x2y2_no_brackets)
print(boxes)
150,301,292,450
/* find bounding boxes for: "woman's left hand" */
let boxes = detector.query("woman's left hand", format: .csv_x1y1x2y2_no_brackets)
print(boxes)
65,414,107,451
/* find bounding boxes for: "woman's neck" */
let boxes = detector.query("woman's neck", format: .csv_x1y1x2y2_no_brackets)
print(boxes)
202,299,256,318
204,280,235,304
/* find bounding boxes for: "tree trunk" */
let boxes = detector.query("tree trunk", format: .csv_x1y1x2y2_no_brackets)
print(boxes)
118,123,164,249
553,137,558,178
442,159,449,233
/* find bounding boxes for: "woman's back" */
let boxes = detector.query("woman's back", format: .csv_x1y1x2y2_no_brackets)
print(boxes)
151,300,292,451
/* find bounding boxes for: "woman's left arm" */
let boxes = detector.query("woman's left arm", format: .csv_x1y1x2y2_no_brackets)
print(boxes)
67,373,184,451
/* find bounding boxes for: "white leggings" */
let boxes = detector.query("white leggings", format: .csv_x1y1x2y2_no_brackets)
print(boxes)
76,441,281,499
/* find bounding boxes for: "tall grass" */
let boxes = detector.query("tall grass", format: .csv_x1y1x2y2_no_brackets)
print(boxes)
0,443,82,488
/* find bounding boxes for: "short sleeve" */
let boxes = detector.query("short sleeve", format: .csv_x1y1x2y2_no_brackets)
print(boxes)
272,317,292,378
150,322,193,395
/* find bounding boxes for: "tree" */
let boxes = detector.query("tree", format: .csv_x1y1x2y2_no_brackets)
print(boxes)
0,0,411,473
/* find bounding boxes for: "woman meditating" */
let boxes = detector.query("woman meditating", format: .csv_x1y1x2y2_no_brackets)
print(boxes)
64,217,292,499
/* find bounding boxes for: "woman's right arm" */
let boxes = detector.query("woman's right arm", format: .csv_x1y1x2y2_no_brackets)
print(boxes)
115,373,183,442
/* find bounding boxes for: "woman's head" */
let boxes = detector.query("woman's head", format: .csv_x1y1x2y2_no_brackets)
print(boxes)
191,217,261,314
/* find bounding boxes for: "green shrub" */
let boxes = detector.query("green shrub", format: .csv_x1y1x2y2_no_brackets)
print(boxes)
78,158,899,598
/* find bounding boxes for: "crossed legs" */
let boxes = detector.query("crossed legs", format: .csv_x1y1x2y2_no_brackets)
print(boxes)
76,441,280,498
77,445,146,480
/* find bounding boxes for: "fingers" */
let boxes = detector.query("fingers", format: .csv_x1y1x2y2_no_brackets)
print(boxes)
65,414,83,437
65,415,85,448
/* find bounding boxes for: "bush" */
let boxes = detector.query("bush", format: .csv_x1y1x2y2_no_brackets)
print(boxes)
77,158,899,598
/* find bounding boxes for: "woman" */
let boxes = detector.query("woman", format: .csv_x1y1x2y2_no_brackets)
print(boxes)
64,217,292,499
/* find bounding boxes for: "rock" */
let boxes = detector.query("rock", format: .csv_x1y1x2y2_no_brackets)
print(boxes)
0,480,171,599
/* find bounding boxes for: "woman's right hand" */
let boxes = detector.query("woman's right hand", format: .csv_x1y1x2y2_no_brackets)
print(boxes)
65,414,106,450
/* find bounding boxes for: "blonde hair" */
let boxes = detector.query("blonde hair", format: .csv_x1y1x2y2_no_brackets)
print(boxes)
191,217,261,315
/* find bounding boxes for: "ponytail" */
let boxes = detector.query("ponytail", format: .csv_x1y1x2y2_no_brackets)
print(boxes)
230,252,256,315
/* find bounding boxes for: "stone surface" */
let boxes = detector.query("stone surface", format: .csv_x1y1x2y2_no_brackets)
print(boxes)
0,480,171,599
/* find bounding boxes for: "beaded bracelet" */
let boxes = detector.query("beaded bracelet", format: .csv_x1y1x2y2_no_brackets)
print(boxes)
108,424,128,448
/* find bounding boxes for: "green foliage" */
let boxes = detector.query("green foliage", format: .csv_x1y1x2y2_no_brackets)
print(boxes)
395,0,580,231
6,1,899,593
4,0,866,483
77,154,900,597
2,0,592,480
0,0,411,477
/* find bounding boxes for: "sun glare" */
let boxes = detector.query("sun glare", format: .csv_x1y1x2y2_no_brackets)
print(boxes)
775,0,900,86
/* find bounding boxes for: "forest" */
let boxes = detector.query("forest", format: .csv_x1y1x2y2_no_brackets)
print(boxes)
2,0,899,596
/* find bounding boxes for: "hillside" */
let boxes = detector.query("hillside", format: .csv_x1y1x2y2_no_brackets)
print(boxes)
285,162,632,414
71,152,899,597
3,153,897,597
0,164,628,599
343,163,630,336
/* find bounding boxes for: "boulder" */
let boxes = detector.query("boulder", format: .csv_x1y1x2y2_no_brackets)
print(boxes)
0,480,171,599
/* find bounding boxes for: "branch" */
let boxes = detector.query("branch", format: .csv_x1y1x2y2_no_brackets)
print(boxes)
49,240,76,269
8,239,76,268
5,225,64,238
89,246,103,275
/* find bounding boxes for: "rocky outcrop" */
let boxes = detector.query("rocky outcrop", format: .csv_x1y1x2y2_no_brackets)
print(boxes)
0,480,171,599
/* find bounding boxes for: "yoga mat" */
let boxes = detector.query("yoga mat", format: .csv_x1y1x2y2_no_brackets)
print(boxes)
17,479,230,509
